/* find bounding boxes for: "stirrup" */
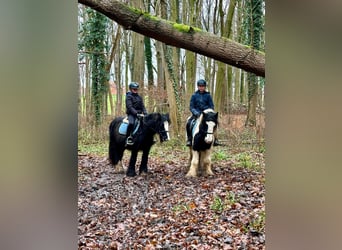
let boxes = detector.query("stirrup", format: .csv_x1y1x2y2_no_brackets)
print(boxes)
126,136,134,146
186,140,192,146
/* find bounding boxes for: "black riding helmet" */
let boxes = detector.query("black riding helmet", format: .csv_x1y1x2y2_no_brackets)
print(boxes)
129,82,139,90
197,79,207,86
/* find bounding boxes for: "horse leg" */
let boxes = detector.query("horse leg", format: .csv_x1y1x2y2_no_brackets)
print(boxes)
109,141,125,173
186,150,199,177
202,149,214,176
139,146,151,175
126,150,138,177
187,147,193,170
113,148,125,174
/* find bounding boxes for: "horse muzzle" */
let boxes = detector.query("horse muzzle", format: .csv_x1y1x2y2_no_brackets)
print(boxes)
160,132,170,142
204,133,214,144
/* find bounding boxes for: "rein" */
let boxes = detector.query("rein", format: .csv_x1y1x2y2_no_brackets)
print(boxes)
143,119,168,136
199,119,216,135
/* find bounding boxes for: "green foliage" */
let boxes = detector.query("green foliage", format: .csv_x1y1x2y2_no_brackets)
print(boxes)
144,36,153,85
210,191,238,213
249,210,265,233
78,142,108,157
236,152,253,168
79,8,110,126
226,191,237,205
258,143,266,153
173,23,201,33
78,124,108,156
210,196,225,213
251,0,263,50
172,203,190,212
212,149,230,161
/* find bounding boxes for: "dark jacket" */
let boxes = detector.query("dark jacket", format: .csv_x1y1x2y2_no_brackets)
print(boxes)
190,90,214,117
126,91,147,116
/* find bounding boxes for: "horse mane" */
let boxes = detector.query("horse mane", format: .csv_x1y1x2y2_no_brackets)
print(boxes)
144,113,161,125
192,109,218,152
142,113,170,131
198,108,218,125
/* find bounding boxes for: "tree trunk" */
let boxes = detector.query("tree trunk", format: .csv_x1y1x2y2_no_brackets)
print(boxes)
78,0,265,77
245,0,263,127
144,0,153,97
162,46,180,137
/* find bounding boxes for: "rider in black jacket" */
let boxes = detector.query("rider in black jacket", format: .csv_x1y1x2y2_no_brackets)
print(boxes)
125,82,147,145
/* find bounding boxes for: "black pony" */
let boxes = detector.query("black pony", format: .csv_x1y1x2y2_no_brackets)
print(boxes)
109,113,170,177
186,108,218,177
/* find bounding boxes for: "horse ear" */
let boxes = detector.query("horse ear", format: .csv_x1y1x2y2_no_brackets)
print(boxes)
164,113,170,123
154,113,161,121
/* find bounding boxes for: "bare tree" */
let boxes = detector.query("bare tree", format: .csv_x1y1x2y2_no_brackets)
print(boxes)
78,0,265,77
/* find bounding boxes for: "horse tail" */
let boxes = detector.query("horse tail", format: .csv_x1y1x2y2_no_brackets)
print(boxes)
108,120,116,164
108,118,123,165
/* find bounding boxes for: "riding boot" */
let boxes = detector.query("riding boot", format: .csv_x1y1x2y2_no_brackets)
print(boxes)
186,120,192,146
213,130,220,146
126,124,134,146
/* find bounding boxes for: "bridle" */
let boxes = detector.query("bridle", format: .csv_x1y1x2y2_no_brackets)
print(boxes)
143,117,169,139
199,117,217,135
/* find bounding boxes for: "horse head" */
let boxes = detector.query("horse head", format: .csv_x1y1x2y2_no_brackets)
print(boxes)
201,109,218,144
145,113,170,142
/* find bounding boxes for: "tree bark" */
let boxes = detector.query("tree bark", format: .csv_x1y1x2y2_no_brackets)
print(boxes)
78,0,265,77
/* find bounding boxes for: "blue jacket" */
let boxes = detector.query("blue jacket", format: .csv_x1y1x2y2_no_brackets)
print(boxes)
190,90,214,117
126,92,147,116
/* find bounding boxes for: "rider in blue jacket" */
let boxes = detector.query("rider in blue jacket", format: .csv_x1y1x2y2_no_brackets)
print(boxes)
186,79,219,146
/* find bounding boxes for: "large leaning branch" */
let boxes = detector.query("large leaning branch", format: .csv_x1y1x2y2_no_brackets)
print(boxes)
78,0,265,77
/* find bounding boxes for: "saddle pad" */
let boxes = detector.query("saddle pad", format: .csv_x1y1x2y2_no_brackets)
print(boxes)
118,118,140,136
118,122,128,135
191,119,199,135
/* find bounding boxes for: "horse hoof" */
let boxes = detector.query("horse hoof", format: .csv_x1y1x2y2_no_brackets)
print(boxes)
126,171,137,177
139,171,148,176
114,169,125,174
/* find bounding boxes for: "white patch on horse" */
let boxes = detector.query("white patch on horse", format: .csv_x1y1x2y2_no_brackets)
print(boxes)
163,121,170,141
192,115,203,143
186,150,200,177
204,121,215,144
186,108,217,177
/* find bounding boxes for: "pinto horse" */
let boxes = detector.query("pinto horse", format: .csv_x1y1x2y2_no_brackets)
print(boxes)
109,113,170,177
186,108,218,177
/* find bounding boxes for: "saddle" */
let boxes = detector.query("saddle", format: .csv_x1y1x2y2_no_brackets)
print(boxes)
190,118,199,136
118,117,141,136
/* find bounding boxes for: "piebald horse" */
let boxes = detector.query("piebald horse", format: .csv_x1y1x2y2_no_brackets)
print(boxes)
186,108,218,177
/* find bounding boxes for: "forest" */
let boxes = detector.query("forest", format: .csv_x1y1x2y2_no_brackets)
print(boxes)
78,0,265,248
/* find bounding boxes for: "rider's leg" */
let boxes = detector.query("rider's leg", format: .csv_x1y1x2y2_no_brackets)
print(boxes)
186,118,192,146
126,115,135,145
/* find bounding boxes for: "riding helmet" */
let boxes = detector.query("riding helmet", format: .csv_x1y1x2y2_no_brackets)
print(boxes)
197,79,207,86
129,82,139,90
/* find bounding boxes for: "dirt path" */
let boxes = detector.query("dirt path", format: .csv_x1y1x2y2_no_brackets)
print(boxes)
78,151,265,249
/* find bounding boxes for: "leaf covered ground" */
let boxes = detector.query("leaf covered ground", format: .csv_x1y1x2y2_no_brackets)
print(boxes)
78,146,265,249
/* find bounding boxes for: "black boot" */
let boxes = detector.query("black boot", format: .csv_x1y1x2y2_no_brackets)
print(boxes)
186,136,192,146
213,138,220,146
186,121,192,146
126,124,134,146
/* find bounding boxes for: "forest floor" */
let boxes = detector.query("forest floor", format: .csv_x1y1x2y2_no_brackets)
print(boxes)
78,141,265,249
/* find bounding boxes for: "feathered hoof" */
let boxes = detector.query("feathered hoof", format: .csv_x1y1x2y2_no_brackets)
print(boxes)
139,171,148,176
185,172,197,178
203,172,214,177
113,168,125,174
